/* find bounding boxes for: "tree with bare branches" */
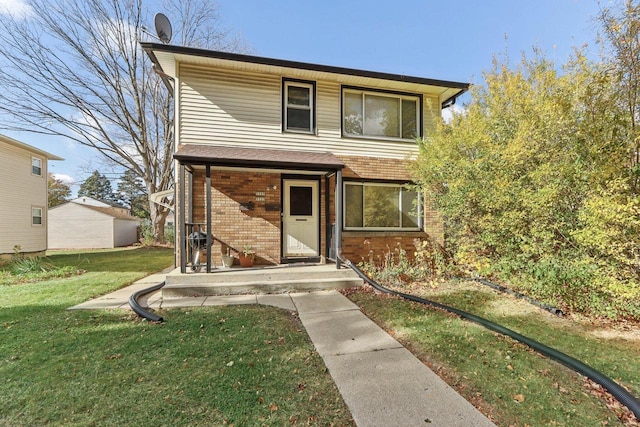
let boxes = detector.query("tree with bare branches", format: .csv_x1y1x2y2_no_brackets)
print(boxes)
0,0,246,242
599,0,640,192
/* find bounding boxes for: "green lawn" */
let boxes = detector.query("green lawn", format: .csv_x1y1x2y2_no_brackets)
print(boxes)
347,281,640,426
0,248,353,426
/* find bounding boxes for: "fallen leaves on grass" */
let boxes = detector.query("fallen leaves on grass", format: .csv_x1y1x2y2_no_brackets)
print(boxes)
582,378,640,426
513,394,526,403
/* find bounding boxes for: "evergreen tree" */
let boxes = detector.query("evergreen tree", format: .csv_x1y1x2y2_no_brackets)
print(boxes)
117,170,149,219
78,170,115,203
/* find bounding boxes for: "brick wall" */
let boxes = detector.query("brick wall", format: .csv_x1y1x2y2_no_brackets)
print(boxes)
335,155,444,262
182,153,443,267
339,155,413,180
192,170,281,265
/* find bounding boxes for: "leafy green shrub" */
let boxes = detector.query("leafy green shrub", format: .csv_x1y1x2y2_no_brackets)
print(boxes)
0,256,83,286
138,219,154,246
359,239,457,287
411,49,640,320
10,256,52,275
572,179,640,281
164,223,175,245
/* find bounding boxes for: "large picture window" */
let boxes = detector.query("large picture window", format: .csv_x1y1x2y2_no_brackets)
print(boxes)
344,182,421,230
343,88,420,141
283,79,315,134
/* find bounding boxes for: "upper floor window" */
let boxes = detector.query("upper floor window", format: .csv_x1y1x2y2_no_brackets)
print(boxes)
342,87,421,141
32,207,43,226
344,181,421,230
32,157,43,176
283,79,315,134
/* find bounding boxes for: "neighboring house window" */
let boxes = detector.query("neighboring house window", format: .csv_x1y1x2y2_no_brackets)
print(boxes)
32,207,43,226
342,87,421,141
283,79,315,134
344,182,421,230
32,157,43,176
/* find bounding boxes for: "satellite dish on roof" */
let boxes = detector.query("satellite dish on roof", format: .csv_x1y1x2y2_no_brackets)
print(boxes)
154,13,172,44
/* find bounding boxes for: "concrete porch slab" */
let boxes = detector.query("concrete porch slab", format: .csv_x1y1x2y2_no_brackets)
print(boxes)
162,264,363,297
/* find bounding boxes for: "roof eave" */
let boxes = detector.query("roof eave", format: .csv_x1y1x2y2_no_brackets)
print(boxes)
174,154,344,172
0,134,64,161
140,42,470,101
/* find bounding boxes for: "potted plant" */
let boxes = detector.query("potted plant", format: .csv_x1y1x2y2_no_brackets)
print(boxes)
238,245,255,267
221,247,234,268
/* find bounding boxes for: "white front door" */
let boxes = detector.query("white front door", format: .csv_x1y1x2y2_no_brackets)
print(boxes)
283,179,319,257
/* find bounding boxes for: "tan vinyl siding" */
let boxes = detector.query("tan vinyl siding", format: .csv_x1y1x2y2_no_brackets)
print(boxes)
178,64,440,160
0,142,48,254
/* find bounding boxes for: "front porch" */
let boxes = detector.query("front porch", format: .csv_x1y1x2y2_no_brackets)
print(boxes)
162,263,363,297
175,144,346,274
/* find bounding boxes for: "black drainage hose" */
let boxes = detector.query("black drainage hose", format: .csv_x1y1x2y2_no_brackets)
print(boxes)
340,258,640,421
465,277,564,317
128,281,165,323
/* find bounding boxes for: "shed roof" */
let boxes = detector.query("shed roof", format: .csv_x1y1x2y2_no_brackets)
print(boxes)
82,205,141,221
50,202,140,221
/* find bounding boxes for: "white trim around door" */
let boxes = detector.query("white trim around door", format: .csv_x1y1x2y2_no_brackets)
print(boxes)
283,179,319,258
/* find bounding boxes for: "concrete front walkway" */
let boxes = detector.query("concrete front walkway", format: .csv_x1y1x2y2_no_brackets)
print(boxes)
71,278,495,427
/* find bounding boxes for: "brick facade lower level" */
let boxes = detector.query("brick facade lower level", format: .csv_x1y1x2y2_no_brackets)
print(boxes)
183,155,443,267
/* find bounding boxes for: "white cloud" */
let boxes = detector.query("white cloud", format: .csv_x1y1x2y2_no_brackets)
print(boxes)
0,0,33,18
441,103,466,124
52,173,75,185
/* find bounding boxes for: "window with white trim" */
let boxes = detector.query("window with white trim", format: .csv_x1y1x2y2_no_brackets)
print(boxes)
32,157,43,176
343,88,420,141
283,79,315,134
344,182,421,230
32,207,43,226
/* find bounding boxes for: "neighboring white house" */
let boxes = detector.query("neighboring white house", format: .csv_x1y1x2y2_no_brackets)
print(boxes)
0,134,63,261
48,196,141,249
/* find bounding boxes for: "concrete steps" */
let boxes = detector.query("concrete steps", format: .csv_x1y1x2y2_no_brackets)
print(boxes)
162,264,363,297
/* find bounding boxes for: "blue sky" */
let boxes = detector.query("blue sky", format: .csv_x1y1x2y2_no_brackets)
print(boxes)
1,0,605,192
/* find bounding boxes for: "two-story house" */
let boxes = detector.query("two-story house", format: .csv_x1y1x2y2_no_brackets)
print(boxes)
141,43,468,273
0,134,63,261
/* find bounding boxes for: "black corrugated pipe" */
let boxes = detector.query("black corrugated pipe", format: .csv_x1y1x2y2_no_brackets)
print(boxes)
340,257,640,421
128,281,165,323
466,277,564,317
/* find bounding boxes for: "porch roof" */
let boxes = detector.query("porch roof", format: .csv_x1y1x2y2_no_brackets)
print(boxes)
174,144,345,171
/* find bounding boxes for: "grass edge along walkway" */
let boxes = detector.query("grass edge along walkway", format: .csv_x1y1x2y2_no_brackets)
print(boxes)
0,248,355,426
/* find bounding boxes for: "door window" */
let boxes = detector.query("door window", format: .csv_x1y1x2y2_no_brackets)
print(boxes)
289,186,313,216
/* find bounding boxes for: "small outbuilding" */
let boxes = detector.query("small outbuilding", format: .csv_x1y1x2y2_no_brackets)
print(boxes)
48,197,141,249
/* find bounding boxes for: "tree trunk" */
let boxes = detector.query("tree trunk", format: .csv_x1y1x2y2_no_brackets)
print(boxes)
148,196,170,244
